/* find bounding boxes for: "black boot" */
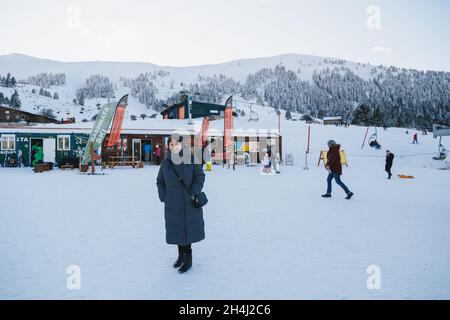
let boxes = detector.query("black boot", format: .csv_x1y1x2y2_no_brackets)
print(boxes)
345,192,354,200
321,193,332,198
178,249,192,274
173,246,184,268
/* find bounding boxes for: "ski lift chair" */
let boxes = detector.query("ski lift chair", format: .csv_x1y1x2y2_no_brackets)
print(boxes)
248,104,259,122
368,134,381,149
433,144,448,160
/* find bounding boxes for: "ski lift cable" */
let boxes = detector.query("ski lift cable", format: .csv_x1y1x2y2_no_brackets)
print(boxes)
233,99,266,109
308,148,436,158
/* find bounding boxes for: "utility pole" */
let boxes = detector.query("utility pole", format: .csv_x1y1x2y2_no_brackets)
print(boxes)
180,82,194,125
188,94,193,125
276,109,281,135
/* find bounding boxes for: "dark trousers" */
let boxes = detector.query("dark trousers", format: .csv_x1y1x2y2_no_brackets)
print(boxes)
178,244,192,253
385,165,392,176
327,172,350,194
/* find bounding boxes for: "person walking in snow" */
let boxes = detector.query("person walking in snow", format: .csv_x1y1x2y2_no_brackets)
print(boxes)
227,150,236,170
274,152,281,174
322,140,354,200
144,143,152,162
385,150,395,179
412,133,419,144
156,136,206,273
155,143,162,165
203,141,212,172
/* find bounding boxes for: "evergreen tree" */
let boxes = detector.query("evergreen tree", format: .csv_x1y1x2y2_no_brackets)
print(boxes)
10,90,21,109
285,110,292,120
352,105,372,126
76,89,85,106
5,73,11,87
371,107,384,126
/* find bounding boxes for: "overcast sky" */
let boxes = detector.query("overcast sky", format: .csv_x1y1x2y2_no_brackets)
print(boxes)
0,0,449,70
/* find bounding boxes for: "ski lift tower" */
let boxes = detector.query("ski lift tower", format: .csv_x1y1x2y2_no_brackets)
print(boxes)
433,124,450,139
180,83,198,125
276,108,281,135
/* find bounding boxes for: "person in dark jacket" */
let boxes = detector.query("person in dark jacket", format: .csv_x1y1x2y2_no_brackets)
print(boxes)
156,136,206,273
385,150,394,179
322,140,354,200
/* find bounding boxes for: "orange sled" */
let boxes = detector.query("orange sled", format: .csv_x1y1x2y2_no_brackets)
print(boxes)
398,175,415,179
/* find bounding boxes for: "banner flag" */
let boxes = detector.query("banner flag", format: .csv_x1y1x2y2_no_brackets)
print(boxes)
107,94,128,148
198,117,210,148
81,101,117,164
224,96,233,149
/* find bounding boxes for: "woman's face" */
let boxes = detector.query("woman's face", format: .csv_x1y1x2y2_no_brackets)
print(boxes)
169,138,182,154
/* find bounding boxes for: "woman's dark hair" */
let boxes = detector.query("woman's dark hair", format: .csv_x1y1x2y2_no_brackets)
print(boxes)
167,135,183,147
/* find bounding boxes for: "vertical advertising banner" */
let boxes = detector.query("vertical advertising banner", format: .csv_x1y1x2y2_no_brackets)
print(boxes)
198,117,210,148
107,95,129,148
223,96,233,161
81,101,117,164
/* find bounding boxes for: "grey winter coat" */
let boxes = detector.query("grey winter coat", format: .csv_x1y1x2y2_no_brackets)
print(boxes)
156,156,206,245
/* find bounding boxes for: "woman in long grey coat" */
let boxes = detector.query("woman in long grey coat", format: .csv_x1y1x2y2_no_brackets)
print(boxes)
156,136,206,273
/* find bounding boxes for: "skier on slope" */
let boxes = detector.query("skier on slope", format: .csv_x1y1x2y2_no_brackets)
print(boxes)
322,140,354,200
385,150,395,179
412,133,419,144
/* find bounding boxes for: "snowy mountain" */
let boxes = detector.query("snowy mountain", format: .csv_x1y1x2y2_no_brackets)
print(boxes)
0,53,449,127
0,53,374,85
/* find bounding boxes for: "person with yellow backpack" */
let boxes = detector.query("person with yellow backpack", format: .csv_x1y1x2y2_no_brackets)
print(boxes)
203,141,212,172
321,140,354,200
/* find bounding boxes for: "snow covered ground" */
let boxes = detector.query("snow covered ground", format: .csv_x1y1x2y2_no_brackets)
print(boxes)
1,119,449,299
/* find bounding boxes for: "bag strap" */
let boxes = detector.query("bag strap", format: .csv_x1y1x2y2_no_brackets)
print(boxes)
168,160,193,197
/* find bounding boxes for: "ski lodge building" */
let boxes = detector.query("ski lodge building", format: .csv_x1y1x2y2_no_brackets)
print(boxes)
160,97,226,120
0,118,282,168
322,116,342,125
0,106,59,124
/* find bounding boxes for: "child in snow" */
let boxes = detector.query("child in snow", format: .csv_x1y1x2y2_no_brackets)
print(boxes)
412,133,419,144
385,150,395,179
322,140,354,200
262,152,271,174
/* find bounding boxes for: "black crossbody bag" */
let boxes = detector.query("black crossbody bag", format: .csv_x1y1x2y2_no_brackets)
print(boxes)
169,160,208,208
